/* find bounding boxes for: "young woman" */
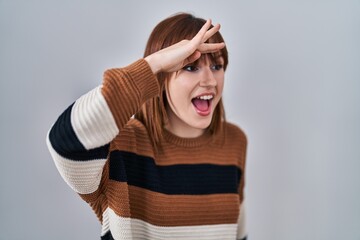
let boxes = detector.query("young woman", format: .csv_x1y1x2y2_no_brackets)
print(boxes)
47,13,248,240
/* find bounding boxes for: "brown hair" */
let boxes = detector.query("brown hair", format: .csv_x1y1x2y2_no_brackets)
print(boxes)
135,13,228,151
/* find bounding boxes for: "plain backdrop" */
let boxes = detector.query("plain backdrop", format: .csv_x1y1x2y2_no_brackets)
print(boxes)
1,0,359,239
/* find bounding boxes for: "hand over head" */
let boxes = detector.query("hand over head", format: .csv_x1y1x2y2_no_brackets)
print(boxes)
145,19,225,74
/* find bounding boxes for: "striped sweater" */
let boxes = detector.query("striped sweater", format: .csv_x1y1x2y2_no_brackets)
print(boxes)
46,59,248,240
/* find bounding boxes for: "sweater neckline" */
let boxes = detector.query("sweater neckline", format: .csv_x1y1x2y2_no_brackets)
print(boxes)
163,128,213,148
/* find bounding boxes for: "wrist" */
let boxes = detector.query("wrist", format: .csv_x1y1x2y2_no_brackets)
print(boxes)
144,54,160,74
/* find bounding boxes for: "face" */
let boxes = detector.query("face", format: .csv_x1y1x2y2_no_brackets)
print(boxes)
165,56,225,138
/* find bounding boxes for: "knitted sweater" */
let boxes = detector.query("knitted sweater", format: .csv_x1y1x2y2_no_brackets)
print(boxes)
46,59,248,240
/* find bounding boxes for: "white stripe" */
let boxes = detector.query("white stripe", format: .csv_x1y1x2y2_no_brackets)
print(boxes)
46,133,106,194
101,208,110,236
71,86,118,150
237,202,247,239
105,208,237,240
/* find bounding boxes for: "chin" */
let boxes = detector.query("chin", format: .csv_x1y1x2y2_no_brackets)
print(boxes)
190,118,212,130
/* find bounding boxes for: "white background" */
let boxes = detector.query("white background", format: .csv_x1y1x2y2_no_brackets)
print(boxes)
1,0,359,239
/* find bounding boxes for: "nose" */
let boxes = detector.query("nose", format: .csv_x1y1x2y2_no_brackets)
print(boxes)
199,67,217,87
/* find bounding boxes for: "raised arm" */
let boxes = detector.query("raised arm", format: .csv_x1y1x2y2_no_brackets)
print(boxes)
46,19,225,197
46,60,159,195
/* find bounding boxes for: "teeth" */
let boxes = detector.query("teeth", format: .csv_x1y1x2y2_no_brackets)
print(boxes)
197,95,214,100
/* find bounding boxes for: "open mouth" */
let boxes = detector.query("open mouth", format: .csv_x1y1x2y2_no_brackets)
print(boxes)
191,94,214,116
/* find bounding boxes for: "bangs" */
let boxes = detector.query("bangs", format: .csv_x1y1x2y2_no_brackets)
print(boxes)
192,52,224,67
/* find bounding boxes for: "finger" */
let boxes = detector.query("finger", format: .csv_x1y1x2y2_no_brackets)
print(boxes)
191,19,212,45
185,51,201,64
203,23,221,42
197,42,225,53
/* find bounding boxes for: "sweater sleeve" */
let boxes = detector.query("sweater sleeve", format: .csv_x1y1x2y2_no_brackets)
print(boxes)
46,59,159,195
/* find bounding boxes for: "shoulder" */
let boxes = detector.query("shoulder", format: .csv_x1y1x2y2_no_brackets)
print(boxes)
110,118,154,158
223,121,247,146
221,122,248,163
221,121,248,168
209,121,247,168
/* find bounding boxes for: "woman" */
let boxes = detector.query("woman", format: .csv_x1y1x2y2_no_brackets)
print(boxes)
47,12,248,240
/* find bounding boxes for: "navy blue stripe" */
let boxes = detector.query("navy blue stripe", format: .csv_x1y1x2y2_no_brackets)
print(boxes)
100,230,114,240
109,151,241,195
49,103,109,161
238,236,247,240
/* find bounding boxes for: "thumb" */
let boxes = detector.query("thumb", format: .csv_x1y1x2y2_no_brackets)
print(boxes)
185,51,201,65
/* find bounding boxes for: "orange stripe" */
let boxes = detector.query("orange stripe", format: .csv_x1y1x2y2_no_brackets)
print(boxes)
101,60,159,132
112,121,246,168
107,181,240,227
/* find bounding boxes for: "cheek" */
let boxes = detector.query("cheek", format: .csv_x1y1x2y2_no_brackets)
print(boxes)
166,80,189,113
168,78,194,102
167,82,181,103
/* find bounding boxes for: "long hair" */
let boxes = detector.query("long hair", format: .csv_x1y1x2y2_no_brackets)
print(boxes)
135,13,228,151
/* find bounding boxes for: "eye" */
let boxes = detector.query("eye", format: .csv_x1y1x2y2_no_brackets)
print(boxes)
183,65,199,72
211,64,223,71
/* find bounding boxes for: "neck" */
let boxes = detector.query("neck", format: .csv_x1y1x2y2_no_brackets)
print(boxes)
165,124,205,138
165,115,205,138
